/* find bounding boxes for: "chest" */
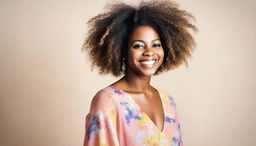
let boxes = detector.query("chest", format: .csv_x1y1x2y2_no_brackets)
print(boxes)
128,92,164,131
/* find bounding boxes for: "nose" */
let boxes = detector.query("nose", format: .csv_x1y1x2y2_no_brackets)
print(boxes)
142,46,155,56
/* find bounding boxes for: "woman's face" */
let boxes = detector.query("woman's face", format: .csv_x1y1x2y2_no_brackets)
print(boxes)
126,25,164,77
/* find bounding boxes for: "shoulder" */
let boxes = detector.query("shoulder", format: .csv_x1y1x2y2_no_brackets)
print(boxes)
90,86,122,114
89,86,117,114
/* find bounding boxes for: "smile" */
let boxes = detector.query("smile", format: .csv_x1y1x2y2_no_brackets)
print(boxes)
139,60,157,67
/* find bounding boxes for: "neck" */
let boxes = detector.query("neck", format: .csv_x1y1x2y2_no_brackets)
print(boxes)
122,72,152,92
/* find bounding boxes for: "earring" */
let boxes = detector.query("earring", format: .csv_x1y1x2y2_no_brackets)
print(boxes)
122,58,126,72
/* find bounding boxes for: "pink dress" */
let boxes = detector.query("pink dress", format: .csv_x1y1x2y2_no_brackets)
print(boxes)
84,86,183,146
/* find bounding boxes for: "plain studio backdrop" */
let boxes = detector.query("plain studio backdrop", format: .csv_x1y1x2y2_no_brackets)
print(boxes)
0,0,255,146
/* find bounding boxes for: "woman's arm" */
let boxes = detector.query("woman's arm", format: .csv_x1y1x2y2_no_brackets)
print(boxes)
84,89,119,146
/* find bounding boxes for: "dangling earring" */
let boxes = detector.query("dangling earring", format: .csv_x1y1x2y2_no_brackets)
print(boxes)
122,58,126,72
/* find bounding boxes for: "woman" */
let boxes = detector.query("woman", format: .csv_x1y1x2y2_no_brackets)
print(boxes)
83,0,197,145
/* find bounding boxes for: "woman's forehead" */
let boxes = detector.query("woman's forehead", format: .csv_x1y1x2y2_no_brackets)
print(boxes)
129,25,160,42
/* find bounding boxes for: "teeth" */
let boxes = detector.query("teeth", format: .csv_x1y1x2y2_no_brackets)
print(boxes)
140,60,156,65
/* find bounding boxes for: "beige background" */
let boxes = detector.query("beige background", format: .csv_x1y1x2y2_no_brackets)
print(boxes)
0,0,255,146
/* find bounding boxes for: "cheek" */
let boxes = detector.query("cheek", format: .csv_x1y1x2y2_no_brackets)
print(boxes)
127,50,138,65
128,50,141,60
158,49,164,61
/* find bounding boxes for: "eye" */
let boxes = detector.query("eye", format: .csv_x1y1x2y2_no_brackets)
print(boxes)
152,43,162,48
133,44,144,49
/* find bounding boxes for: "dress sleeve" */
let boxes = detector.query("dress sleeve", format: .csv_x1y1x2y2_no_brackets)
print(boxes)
83,90,119,146
169,94,183,146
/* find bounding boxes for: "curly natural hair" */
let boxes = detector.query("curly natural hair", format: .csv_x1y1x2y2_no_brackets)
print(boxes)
82,0,197,76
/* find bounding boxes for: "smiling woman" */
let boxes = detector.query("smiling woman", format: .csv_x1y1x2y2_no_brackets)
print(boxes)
82,0,197,145
126,25,164,77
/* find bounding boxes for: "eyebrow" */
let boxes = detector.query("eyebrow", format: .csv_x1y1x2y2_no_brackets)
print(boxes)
131,39,160,44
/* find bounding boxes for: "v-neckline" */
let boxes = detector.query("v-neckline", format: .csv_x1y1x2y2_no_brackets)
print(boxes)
110,86,166,133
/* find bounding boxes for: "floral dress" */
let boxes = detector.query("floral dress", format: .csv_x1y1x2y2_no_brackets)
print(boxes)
84,86,183,146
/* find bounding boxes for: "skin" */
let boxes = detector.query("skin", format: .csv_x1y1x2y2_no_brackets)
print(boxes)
111,25,165,131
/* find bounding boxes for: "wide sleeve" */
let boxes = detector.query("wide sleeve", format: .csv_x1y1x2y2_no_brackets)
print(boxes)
168,94,183,146
83,89,119,146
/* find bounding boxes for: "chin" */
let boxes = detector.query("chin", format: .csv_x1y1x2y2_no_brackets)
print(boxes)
127,63,161,77
136,68,158,77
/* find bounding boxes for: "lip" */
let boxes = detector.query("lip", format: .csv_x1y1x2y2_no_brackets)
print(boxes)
139,59,157,68
138,58,157,62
